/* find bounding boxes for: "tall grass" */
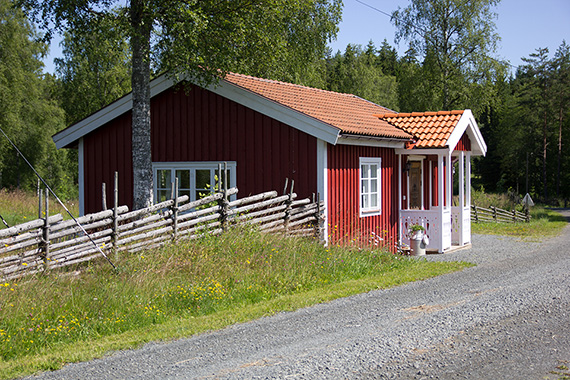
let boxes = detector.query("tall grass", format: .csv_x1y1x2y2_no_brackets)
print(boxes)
0,189,78,227
471,205,567,238
0,225,470,377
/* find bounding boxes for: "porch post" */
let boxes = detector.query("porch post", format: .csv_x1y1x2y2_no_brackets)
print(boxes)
458,151,465,245
466,152,471,207
438,153,445,252
398,153,402,247
446,150,452,210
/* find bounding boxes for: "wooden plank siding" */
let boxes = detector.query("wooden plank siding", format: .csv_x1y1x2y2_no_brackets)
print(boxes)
83,112,133,214
455,134,471,151
82,84,318,214
327,144,399,251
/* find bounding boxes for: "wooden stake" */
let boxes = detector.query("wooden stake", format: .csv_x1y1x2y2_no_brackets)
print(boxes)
172,177,179,241
113,172,118,260
102,182,107,211
41,189,49,268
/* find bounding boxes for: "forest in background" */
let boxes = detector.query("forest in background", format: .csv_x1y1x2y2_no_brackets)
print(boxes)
1,0,569,204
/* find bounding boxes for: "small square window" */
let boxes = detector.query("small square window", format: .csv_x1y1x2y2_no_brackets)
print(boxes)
360,158,381,216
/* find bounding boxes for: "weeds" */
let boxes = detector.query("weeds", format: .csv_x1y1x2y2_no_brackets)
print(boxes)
0,225,469,378
472,206,567,239
0,189,78,227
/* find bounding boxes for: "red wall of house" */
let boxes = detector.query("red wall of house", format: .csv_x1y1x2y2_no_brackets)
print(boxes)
83,112,133,213
82,84,317,214
327,144,398,251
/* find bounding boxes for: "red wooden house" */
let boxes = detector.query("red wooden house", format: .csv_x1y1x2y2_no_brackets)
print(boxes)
53,73,486,253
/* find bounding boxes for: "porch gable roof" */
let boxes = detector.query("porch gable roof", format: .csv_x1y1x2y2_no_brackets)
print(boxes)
375,110,487,156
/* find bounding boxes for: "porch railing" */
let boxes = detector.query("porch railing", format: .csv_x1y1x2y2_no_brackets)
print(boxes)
399,208,452,253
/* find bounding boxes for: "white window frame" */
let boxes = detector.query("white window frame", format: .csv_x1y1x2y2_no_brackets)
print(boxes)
152,161,237,203
359,157,382,217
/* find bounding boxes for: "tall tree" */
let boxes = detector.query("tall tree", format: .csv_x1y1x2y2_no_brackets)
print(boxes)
551,41,570,198
326,43,399,110
521,48,551,200
55,16,132,125
20,0,342,209
392,0,505,113
0,0,71,196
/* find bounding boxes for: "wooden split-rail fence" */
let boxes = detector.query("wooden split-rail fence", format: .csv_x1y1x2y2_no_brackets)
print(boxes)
471,205,530,224
0,180,324,280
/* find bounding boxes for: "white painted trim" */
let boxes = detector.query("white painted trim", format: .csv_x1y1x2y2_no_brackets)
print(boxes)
336,135,406,148
316,139,328,244
152,161,237,202
429,161,433,208
447,110,487,156
396,148,448,155
53,74,175,149
208,80,341,145
458,151,465,245
466,151,471,206
397,154,402,246
359,157,382,217
78,138,85,216
54,73,342,149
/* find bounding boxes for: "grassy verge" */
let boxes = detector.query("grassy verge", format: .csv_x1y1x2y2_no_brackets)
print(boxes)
0,227,471,379
471,206,567,239
0,189,78,227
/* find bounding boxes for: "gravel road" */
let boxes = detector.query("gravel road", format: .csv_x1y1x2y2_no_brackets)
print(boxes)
27,211,570,380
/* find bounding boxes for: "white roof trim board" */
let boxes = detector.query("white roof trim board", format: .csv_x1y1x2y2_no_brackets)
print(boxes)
446,109,487,156
53,73,341,149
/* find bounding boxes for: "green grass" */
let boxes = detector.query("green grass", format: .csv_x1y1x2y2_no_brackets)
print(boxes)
0,226,472,379
0,189,78,227
471,206,567,239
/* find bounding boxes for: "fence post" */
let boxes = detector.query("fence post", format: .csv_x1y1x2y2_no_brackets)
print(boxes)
102,182,107,211
492,206,497,222
512,209,516,223
112,172,119,260
218,163,229,232
41,188,49,269
283,179,294,234
172,177,179,241
472,205,478,223
315,192,324,242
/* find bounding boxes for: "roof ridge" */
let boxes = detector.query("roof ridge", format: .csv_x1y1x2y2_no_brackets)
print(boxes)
226,72,384,102
375,110,465,119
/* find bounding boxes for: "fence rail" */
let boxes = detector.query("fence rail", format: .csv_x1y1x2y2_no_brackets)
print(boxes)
471,205,530,224
1,183,324,280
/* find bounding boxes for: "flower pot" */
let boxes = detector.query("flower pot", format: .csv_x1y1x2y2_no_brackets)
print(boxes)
410,231,426,256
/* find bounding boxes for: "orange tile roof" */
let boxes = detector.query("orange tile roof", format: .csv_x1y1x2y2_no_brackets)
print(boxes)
224,73,412,140
375,110,464,148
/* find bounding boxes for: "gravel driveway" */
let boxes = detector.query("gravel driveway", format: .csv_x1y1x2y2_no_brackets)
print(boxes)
27,211,570,380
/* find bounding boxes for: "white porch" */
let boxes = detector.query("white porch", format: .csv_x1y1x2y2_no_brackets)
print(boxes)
397,150,472,253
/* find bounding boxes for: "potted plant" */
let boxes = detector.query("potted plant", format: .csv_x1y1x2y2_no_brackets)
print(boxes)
409,224,426,256
409,224,425,239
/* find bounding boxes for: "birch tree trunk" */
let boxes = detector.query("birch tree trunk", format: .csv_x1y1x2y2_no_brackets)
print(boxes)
130,0,153,210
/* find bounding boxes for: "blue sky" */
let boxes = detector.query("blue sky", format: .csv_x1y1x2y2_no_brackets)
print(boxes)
42,0,570,74
329,0,570,70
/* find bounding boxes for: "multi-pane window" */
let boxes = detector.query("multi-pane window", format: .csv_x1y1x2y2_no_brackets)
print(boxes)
153,162,236,203
360,157,381,216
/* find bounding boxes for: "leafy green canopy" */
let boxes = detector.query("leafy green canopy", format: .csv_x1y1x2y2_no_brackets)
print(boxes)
392,0,507,113
19,0,342,210
0,0,74,197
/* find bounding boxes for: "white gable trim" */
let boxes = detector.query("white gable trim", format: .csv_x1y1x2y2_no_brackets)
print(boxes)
53,73,341,149
446,110,487,156
53,74,175,149
207,80,340,145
